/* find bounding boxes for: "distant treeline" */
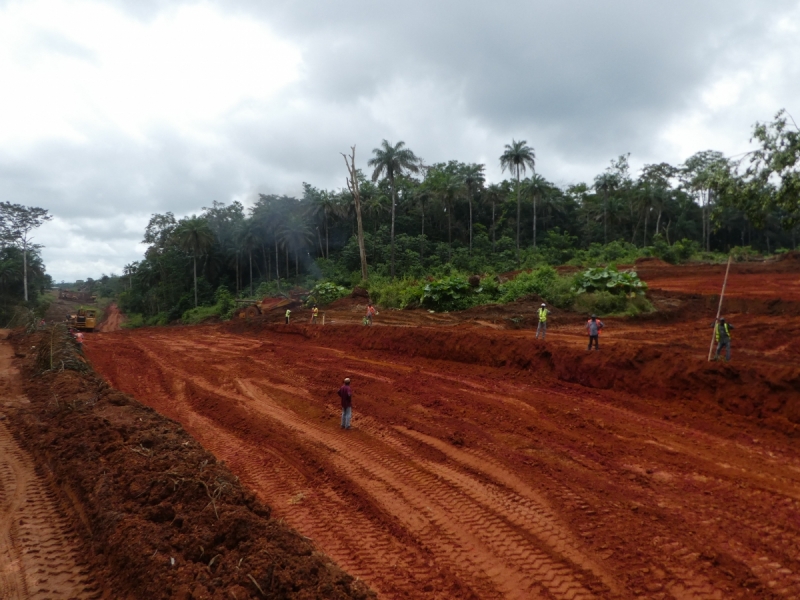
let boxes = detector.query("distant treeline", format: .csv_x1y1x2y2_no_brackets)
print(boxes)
91,110,799,323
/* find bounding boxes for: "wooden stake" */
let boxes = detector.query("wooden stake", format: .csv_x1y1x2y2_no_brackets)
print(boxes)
708,254,733,361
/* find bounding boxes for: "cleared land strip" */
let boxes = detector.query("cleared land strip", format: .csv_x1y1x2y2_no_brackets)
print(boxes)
87,326,800,599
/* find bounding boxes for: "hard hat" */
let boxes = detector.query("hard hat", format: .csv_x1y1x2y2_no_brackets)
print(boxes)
720,317,725,322
344,377,350,383
541,303,546,307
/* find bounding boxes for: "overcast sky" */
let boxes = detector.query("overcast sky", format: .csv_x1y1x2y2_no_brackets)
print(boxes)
1,0,799,281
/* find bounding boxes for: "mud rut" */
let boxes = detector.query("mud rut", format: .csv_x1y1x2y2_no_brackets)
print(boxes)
86,324,800,600
0,341,99,600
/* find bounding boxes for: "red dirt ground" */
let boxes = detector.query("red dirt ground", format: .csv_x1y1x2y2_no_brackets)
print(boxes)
83,258,800,599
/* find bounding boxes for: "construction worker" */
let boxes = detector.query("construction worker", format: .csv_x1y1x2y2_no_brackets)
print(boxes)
713,317,734,362
73,330,85,352
365,303,376,326
586,314,604,350
285,308,291,324
311,305,319,324
536,303,550,339
338,377,353,430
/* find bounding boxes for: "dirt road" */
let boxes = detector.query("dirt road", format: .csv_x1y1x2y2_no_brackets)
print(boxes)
87,317,800,599
0,335,99,600
96,303,123,332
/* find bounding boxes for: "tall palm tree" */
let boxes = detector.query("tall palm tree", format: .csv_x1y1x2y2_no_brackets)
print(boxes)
485,183,504,252
279,215,314,277
524,174,548,248
436,171,465,263
237,221,261,296
174,217,215,307
462,163,485,254
500,140,536,265
368,140,420,279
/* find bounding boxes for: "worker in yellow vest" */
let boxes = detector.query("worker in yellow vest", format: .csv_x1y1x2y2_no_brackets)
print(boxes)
713,317,734,362
535,303,550,339
311,305,319,324
285,308,291,324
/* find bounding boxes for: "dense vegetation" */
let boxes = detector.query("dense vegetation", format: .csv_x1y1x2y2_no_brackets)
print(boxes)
84,111,799,324
0,203,53,325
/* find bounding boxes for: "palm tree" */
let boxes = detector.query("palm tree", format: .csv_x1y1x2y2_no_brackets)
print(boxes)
174,217,215,307
485,183,504,252
368,140,420,279
237,221,261,296
500,140,536,264
279,215,314,277
524,174,548,248
435,171,465,262
462,163,485,254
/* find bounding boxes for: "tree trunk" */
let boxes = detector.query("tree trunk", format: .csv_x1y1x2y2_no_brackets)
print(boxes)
316,227,323,258
420,201,425,260
469,194,473,254
22,237,28,302
249,250,253,296
532,194,537,248
285,247,289,279
655,208,662,239
390,172,397,279
516,170,521,265
275,239,280,288
325,213,329,259
448,207,452,263
193,255,198,307
643,208,649,247
492,200,496,252
603,189,608,244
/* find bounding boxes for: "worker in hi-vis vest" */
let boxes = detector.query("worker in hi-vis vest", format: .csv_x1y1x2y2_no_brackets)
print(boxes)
713,317,734,362
285,308,291,324
311,305,319,324
536,303,550,339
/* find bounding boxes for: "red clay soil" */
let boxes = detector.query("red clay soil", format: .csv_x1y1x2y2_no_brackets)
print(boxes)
5,330,374,600
97,302,124,332
83,257,800,600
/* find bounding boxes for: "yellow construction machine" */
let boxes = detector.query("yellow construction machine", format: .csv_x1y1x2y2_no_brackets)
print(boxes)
69,307,98,331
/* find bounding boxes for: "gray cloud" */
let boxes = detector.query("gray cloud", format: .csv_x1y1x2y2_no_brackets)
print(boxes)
4,0,800,280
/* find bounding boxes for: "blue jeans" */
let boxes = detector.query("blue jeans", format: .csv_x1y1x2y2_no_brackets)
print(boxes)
341,406,352,429
716,340,731,361
536,321,546,339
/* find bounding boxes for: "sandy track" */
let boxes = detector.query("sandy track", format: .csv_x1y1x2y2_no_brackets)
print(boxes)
0,340,99,600
87,322,800,600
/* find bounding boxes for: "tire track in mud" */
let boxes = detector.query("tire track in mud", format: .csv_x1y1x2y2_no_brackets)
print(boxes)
0,421,99,600
89,327,800,599
127,342,473,599
108,334,615,599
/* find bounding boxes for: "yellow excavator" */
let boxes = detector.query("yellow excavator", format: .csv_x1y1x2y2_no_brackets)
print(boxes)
69,308,98,332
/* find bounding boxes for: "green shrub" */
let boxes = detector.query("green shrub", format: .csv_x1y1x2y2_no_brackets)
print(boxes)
574,291,654,316
421,275,473,312
573,266,647,295
367,277,425,309
498,266,558,303
182,304,222,324
651,235,699,264
305,281,348,306
122,313,145,328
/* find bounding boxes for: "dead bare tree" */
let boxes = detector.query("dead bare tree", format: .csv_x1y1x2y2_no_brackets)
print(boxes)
341,146,368,281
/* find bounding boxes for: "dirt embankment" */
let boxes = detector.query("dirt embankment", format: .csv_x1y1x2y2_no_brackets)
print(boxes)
3,329,374,600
